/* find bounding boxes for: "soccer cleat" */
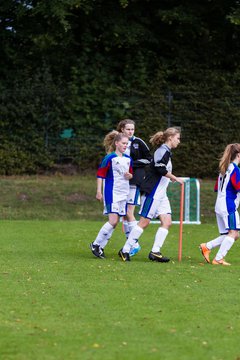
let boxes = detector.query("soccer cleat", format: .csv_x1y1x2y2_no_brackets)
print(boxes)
90,242,106,259
212,258,231,266
118,249,130,262
129,243,141,257
148,251,170,262
199,243,211,263
99,247,106,259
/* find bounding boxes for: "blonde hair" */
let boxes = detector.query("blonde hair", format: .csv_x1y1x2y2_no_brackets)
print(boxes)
116,119,135,133
219,143,240,175
149,127,180,147
103,130,128,153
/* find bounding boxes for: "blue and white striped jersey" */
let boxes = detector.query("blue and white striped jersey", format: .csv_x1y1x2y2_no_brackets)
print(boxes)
97,152,133,204
215,162,240,216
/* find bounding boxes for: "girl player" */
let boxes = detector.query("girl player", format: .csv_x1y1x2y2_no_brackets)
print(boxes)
117,119,152,256
118,127,184,262
90,131,133,259
200,143,240,265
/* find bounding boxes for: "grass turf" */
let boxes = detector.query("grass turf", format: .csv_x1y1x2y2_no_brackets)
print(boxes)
0,220,240,360
0,176,216,223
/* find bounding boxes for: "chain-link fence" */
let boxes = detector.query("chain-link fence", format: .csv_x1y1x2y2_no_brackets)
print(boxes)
1,89,240,176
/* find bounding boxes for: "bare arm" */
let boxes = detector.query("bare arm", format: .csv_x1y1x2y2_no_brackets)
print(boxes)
165,172,184,184
96,178,103,201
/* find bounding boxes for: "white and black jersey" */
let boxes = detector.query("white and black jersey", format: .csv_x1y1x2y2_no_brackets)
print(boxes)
127,136,152,186
140,144,172,198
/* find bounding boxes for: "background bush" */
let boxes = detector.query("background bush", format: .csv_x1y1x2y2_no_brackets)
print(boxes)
1,1,240,177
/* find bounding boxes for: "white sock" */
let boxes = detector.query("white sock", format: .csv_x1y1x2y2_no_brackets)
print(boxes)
128,221,138,248
128,220,138,233
100,227,115,249
215,236,235,261
94,222,115,248
152,228,168,253
123,220,130,239
206,235,226,250
122,225,143,253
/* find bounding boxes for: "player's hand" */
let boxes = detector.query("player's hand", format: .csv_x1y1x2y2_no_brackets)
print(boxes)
96,192,103,201
124,172,133,180
175,177,184,185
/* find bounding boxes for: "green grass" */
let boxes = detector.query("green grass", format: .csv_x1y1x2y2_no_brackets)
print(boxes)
1,220,240,360
0,175,216,223
0,175,102,220
199,179,217,223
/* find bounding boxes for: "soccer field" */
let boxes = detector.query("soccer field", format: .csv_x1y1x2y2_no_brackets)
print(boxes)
0,220,240,360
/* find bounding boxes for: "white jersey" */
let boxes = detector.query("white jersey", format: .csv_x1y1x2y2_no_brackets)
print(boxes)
97,152,133,204
215,162,240,216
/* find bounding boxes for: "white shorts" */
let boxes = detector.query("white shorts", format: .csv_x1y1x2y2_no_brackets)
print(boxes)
139,194,171,219
216,211,240,234
103,200,127,216
127,185,140,206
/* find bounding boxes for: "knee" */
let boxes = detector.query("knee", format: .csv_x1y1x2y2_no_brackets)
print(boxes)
126,213,135,222
167,220,172,229
229,230,239,241
138,217,150,229
109,220,118,228
162,220,172,230
159,214,172,229
126,209,135,222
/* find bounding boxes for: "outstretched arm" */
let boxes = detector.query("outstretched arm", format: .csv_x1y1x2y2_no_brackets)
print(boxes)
165,172,184,184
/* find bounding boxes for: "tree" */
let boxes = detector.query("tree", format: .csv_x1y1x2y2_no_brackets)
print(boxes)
0,0,240,175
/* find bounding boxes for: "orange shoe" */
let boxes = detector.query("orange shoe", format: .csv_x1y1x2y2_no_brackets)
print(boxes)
212,258,231,266
199,243,211,263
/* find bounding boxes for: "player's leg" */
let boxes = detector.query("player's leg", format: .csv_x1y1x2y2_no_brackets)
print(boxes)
90,202,120,259
125,185,142,256
119,193,158,261
149,213,171,262
149,197,171,262
122,216,129,239
126,204,141,256
119,216,150,261
212,212,240,265
199,214,226,263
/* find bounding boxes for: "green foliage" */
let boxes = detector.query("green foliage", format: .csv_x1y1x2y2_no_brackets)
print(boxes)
227,6,240,25
0,144,32,175
139,65,240,177
0,65,70,173
1,1,240,175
